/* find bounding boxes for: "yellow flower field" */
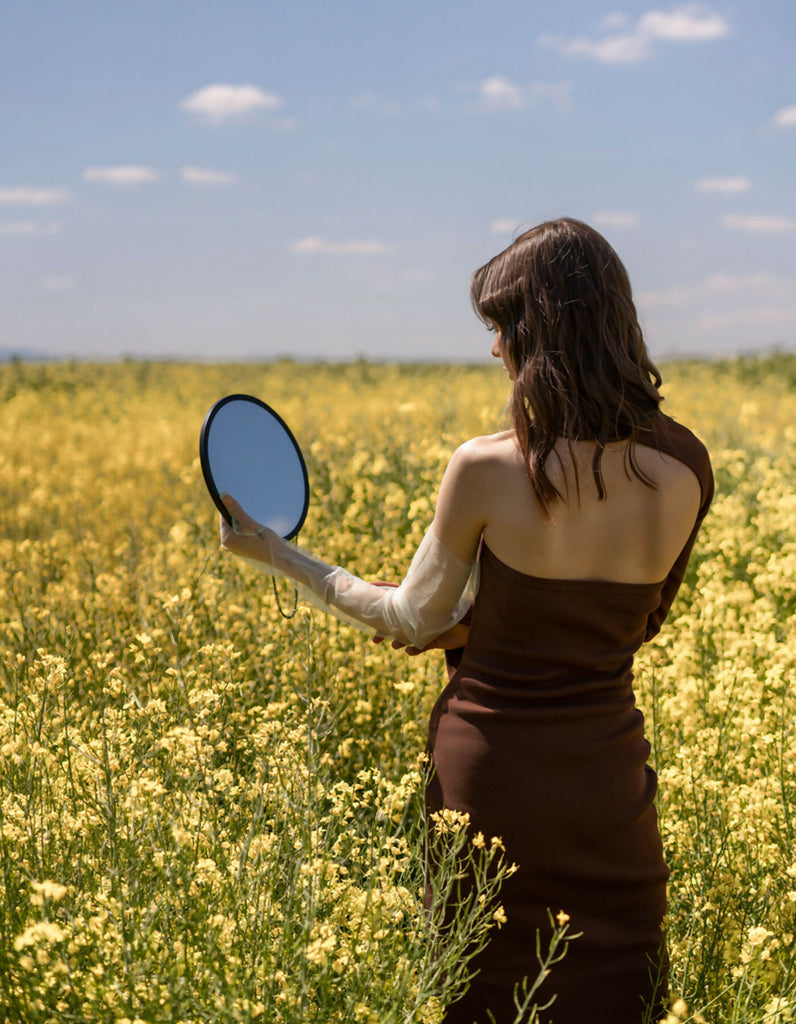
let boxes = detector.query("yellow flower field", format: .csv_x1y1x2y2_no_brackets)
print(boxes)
0,355,794,1023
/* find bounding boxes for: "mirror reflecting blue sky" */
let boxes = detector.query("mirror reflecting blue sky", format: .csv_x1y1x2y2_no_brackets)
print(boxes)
203,397,308,539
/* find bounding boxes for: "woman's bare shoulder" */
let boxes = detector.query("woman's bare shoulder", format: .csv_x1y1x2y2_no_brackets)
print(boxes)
438,432,519,514
454,430,517,464
434,433,518,559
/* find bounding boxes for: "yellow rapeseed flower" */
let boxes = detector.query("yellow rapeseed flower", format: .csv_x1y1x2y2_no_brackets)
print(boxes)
30,880,68,902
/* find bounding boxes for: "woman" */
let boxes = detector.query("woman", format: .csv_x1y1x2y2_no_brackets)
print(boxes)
219,218,713,1022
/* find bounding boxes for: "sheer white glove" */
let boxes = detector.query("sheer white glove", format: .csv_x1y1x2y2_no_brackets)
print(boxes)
219,494,477,649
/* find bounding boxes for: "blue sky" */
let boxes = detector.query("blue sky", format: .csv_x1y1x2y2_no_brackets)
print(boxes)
1,1,795,362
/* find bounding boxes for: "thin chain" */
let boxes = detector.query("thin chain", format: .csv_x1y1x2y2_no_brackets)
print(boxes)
265,530,298,619
254,526,300,618
271,573,299,618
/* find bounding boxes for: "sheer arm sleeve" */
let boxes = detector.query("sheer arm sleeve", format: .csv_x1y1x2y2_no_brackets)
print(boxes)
232,524,478,650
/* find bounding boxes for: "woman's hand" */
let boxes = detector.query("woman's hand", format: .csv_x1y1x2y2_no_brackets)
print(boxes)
369,581,472,656
219,493,262,534
218,494,275,558
415,620,471,653
383,621,472,657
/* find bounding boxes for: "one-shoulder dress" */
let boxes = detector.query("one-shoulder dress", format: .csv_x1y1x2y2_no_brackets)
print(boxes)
425,414,714,1024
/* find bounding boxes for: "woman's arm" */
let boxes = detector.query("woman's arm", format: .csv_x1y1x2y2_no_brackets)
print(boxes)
218,441,486,649
427,439,490,563
373,617,473,656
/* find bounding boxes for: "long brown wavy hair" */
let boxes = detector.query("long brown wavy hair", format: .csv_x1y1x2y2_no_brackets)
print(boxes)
471,217,663,514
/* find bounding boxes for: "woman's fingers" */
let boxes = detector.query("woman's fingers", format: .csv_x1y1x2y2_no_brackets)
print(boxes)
219,493,261,535
219,492,239,513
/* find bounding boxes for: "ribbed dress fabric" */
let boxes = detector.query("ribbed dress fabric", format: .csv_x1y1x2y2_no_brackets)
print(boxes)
425,415,713,1024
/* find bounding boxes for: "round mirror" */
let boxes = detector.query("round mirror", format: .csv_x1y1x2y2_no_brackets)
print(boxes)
200,394,309,540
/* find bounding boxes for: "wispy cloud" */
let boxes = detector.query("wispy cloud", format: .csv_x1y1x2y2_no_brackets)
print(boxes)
478,77,573,113
42,275,75,291
696,305,796,331
180,166,237,185
592,211,640,229
83,165,158,186
288,236,395,256
479,77,525,111
600,12,631,31
722,214,796,234
542,30,649,63
638,272,796,339
541,5,730,64
703,272,791,294
640,6,729,40
179,84,283,124
490,218,523,235
0,221,62,236
639,272,794,307
696,176,751,193
350,93,401,116
528,81,574,112
773,105,796,128
338,265,435,294
637,285,693,307
0,187,70,206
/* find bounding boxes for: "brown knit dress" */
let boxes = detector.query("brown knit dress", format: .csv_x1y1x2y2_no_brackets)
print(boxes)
426,415,713,1024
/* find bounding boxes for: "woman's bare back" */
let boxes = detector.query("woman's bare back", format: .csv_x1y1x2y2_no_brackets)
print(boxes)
434,428,702,585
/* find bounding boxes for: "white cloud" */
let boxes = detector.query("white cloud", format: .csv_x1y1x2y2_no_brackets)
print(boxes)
696,176,751,193
83,165,158,186
179,84,283,124
638,7,729,40
479,77,525,111
592,211,640,229
722,214,796,234
541,5,730,64
288,236,396,256
0,221,62,235
0,187,70,206
180,166,237,185
543,31,651,63
477,77,573,113
774,105,796,127
490,218,522,235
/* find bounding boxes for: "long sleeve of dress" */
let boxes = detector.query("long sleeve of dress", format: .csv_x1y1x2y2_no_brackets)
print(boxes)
233,525,479,650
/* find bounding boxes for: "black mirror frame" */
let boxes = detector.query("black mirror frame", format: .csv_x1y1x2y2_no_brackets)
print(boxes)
199,393,310,540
